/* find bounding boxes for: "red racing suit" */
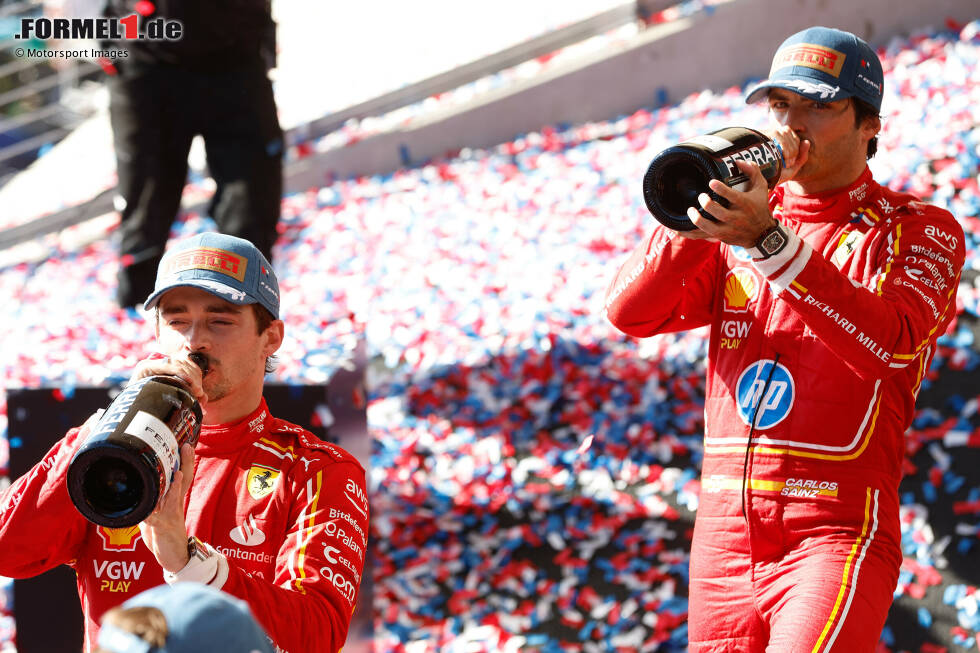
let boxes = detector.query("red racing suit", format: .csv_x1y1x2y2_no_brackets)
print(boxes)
0,399,369,653
605,167,964,652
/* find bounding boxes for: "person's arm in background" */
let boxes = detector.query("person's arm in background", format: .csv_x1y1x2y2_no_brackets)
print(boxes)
0,414,97,577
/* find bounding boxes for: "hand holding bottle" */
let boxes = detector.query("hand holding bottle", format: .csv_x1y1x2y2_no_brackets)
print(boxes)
129,351,210,408
66,353,208,527
139,442,196,573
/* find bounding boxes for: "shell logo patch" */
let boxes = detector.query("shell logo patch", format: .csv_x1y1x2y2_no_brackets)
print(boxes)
97,525,142,552
723,268,759,313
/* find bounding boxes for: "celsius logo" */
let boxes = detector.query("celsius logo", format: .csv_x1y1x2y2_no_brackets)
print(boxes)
14,14,182,41
735,360,794,429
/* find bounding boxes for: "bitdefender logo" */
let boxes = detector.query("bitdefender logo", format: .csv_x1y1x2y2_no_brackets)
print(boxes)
14,14,182,42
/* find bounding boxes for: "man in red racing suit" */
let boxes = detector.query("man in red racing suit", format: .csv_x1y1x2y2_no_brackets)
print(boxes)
0,233,369,653
605,27,964,652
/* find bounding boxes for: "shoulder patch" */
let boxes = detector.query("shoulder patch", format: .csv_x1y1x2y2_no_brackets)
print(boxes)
268,418,361,466
297,431,360,465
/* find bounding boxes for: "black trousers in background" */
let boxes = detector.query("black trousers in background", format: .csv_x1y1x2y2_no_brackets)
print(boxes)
109,60,283,308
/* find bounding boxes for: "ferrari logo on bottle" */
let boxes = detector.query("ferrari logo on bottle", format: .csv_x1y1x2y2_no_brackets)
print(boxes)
246,464,280,500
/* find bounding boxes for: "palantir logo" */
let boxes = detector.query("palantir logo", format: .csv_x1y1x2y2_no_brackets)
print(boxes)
735,360,794,429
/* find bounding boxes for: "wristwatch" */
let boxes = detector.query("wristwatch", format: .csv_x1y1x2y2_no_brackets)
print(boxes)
164,535,219,585
747,220,789,259
187,535,211,563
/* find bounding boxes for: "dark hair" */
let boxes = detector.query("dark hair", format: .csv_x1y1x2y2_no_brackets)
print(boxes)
251,304,278,375
851,98,880,160
93,605,168,652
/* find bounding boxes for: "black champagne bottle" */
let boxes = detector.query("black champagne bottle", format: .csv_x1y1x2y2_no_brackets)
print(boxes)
642,126,783,231
66,354,207,527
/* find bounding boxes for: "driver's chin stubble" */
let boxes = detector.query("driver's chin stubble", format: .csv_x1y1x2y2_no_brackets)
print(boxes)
202,374,227,403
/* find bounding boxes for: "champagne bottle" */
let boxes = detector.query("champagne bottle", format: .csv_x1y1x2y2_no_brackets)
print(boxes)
642,127,784,231
66,354,208,527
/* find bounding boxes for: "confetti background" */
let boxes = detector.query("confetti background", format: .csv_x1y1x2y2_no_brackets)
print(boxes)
1,13,979,653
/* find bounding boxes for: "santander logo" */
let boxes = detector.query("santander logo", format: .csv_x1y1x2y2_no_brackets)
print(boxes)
229,514,266,546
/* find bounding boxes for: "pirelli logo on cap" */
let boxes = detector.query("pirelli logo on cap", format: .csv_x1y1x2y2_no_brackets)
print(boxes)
771,43,846,78
162,247,247,282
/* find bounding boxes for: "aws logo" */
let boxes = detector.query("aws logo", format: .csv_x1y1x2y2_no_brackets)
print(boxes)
924,225,958,253
344,479,368,518
97,526,142,552
723,268,759,313
735,360,794,429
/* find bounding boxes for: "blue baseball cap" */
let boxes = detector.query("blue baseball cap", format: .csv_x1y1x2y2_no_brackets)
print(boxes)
96,583,274,653
745,26,884,111
143,233,280,318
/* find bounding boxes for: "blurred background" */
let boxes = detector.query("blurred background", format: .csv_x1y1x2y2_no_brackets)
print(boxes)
1,0,979,651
